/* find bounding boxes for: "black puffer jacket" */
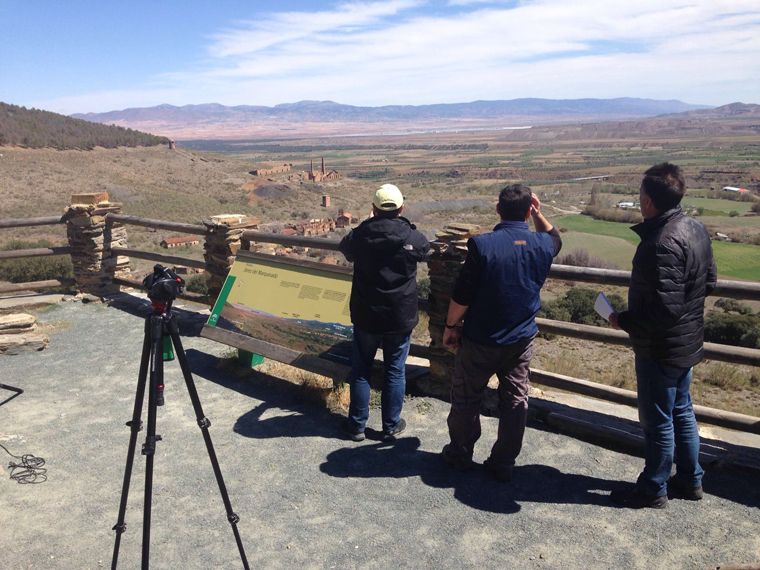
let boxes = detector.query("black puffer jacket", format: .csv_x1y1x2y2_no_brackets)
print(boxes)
339,216,430,334
618,207,717,367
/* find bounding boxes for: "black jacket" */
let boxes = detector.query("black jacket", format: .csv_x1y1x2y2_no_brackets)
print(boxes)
618,207,717,368
339,216,430,334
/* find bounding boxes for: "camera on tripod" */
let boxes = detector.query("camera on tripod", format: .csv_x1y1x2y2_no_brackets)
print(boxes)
142,264,185,304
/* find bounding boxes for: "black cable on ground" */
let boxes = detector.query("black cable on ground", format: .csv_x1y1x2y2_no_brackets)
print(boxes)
0,442,47,484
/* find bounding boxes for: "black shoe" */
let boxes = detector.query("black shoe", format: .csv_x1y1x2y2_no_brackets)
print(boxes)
668,477,703,501
610,485,668,509
382,418,406,441
342,420,365,442
483,457,513,482
441,444,474,471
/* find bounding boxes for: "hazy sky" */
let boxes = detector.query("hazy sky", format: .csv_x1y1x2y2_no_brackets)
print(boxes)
2,0,759,114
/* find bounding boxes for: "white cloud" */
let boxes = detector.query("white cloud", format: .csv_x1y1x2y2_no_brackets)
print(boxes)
35,0,760,113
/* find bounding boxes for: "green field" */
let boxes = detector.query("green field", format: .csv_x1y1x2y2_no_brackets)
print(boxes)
556,215,760,280
681,197,754,215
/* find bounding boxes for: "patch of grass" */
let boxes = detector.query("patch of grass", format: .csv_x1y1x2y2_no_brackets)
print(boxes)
556,214,760,280
683,197,754,215
711,241,760,281
556,215,639,243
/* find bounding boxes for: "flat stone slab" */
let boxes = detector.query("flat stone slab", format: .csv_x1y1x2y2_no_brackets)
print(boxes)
0,293,64,309
0,313,36,332
0,332,48,354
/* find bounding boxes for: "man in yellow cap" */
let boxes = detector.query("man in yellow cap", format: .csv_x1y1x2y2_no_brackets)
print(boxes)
339,183,430,442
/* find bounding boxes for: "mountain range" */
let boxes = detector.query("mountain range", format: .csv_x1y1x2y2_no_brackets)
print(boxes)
71,98,717,140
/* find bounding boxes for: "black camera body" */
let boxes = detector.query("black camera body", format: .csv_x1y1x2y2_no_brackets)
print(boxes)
143,264,185,303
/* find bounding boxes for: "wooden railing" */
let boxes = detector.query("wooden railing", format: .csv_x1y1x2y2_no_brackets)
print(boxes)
0,215,71,294
3,212,760,434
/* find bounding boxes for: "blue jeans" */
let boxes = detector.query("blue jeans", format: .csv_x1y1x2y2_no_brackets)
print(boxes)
635,355,704,497
347,327,410,433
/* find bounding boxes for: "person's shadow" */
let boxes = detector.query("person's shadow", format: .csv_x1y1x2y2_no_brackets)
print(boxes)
319,436,621,514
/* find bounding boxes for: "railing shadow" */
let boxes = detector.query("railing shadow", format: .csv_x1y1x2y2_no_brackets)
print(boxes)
105,292,209,337
524,399,760,510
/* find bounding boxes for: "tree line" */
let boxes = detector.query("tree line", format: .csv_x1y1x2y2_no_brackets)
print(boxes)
0,102,169,150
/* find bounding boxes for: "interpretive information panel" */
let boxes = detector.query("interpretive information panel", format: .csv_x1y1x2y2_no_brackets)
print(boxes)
203,252,353,366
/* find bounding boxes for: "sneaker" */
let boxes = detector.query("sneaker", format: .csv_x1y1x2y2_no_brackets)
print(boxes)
668,477,703,501
342,420,365,442
610,485,668,509
441,444,474,471
483,457,513,483
382,418,406,441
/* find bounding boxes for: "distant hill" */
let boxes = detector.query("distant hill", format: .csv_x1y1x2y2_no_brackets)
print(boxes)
71,98,710,139
0,102,170,150
667,102,760,119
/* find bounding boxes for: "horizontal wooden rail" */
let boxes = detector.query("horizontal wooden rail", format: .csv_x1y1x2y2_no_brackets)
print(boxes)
243,231,341,251
0,246,72,260
530,369,760,435
0,215,64,229
548,264,760,301
111,247,206,270
535,317,760,367
0,278,75,294
105,213,207,236
112,276,210,304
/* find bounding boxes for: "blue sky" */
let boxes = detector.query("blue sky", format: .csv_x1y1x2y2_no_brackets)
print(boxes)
2,0,759,114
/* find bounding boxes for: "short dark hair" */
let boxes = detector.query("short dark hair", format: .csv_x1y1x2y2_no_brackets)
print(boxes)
497,184,533,221
372,205,402,219
641,162,686,211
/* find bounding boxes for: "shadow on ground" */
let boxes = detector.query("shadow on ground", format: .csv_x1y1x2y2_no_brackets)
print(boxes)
183,346,760,512
319,436,624,514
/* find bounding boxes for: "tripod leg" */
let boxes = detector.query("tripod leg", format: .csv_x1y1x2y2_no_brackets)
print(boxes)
168,319,250,570
111,318,152,570
141,314,165,570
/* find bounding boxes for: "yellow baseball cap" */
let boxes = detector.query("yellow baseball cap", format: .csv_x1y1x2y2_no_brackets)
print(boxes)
373,183,404,211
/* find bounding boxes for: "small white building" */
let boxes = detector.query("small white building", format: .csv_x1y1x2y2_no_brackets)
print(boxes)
722,186,749,193
616,201,637,210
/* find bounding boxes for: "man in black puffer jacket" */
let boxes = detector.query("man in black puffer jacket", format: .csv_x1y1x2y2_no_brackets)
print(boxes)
610,163,716,509
339,184,430,442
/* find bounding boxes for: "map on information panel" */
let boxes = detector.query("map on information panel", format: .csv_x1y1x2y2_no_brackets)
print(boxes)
204,251,354,364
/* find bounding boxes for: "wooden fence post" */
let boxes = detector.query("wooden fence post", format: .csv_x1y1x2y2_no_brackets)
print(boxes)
65,193,130,296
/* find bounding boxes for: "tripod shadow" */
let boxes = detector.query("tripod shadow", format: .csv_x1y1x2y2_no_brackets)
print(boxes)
319,436,622,513
183,349,348,441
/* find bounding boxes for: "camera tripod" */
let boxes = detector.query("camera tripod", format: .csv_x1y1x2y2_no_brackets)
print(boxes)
111,300,249,569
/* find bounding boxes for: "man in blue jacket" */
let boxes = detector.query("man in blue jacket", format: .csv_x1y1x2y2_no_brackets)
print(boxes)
441,184,561,481
339,184,430,442
610,163,716,508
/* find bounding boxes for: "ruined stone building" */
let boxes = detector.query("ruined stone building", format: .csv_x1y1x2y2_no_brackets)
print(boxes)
307,158,341,182
336,209,354,228
286,218,336,236
250,163,292,176
160,235,201,248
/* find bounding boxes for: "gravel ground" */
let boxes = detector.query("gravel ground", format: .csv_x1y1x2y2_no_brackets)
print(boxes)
1,299,758,569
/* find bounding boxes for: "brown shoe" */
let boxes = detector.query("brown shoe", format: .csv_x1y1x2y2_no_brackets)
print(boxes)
668,477,703,501
441,444,473,471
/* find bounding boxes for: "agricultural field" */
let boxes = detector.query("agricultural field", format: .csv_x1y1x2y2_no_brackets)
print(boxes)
555,214,760,280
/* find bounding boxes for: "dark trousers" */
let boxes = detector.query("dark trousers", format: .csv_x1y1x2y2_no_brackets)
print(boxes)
446,336,533,467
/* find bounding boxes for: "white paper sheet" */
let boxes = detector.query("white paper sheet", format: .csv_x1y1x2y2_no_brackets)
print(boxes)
594,292,614,321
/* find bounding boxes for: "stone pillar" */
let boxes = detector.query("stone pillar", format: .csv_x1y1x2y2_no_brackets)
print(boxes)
203,214,259,303
64,193,131,297
422,223,482,398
